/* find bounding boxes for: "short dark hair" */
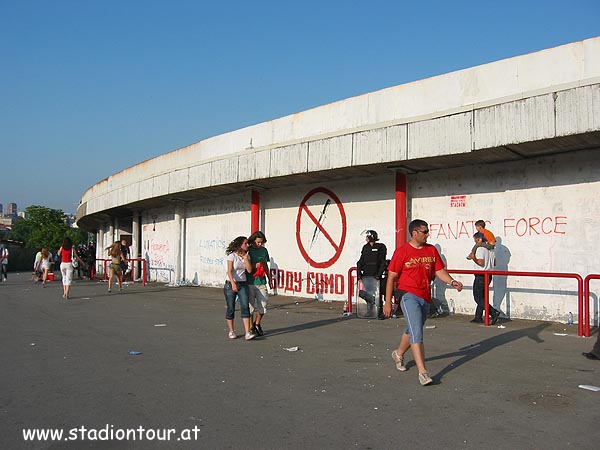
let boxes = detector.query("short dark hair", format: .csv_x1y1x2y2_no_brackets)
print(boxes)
475,220,486,228
409,219,428,234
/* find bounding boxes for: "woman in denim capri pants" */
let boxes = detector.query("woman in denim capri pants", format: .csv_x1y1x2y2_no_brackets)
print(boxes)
224,236,257,341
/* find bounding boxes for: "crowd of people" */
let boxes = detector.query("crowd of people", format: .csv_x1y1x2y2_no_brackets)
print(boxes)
26,239,129,298
32,242,96,283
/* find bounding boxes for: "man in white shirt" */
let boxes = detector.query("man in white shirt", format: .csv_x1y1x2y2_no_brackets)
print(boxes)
468,232,500,324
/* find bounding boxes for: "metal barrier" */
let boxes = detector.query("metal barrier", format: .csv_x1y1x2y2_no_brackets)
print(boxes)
347,266,357,313
347,265,590,337
98,258,148,286
584,274,600,338
448,269,586,336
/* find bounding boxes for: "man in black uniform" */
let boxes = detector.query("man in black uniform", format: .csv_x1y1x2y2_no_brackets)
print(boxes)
356,230,387,315
120,239,130,280
86,242,96,280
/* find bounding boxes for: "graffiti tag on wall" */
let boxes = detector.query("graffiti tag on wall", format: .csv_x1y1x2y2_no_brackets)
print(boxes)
430,216,568,240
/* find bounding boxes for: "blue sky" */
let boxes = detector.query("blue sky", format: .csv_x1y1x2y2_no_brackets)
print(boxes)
1,0,599,214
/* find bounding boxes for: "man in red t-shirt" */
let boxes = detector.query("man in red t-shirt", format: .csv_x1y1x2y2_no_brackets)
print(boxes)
384,219,463,386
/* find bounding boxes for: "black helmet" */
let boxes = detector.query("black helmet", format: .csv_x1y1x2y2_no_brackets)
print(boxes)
365,230,379,242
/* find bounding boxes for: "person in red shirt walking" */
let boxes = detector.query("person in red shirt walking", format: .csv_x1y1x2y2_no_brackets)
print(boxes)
383,219,463,386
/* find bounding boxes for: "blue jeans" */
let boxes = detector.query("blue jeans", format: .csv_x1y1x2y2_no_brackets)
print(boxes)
224,280,250,320
400,292,430,344
473,274,498,319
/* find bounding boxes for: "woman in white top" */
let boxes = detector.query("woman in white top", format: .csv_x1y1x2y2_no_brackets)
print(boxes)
35,246,53,287
57,237,86,299
224,236,256,341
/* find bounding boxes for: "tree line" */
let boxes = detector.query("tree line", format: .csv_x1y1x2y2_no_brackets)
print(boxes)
7,205,90,250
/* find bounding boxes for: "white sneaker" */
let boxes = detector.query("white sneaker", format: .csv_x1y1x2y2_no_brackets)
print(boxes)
419,371,433,386
391,350,407,371
245,331,257,341
228,331,237,339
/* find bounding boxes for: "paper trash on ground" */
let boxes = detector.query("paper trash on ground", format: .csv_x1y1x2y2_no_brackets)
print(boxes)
578,385,600,392
284,347,300,352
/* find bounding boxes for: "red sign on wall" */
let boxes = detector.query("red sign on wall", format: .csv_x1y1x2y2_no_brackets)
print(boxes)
450,195,466,207
295,187,347,269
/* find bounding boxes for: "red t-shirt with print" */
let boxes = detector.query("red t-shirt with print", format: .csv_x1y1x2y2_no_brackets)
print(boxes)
387,243,445,302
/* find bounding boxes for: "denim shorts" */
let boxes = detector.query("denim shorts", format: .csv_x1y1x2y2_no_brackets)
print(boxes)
400,292,430,344
224,280,250,320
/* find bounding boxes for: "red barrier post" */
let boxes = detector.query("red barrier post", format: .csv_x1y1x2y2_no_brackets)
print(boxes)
483,272,490,326
448,269,585,336
583,274,600,337
347,266,356,313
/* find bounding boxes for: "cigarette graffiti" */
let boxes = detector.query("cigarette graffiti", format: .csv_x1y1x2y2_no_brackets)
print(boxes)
310,199,331,249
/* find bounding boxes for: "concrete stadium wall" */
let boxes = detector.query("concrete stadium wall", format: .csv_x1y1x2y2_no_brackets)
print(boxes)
83,37,600,325
413,149,599,322
122,149,599,323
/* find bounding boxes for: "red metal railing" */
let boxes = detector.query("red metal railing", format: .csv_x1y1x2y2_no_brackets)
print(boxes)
347,266,357,313
347,266,591,337
98,258,148,286
448,269,586,336
584,274,600,338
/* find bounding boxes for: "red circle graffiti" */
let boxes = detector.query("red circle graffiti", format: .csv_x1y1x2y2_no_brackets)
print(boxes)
295,187,347,268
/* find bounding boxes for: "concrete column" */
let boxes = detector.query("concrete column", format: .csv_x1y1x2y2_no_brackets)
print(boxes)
132,210,140,281
95,229,101,278
95,230,101,256
173,202,185,284
108,222,115,246
99,226,108,277
111,217,121,244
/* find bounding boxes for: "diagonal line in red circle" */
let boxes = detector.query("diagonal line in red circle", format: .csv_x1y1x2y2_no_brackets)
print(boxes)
300,204,340,251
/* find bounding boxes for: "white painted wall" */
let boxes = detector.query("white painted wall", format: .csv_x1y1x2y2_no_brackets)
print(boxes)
411,149,600,322
157,149,600,324
184,192,251,286
180,177,395,300
141,207,177,283
261,178,395,300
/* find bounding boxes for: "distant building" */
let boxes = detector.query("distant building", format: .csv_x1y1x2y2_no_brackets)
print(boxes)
65,214,77,228
0,203,3,214
6,203,17,216
0,217,13,227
